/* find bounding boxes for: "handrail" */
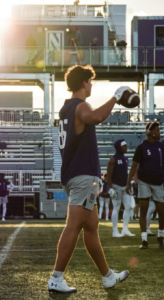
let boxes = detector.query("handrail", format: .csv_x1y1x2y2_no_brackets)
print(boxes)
12,3,111,19
1,46,164,70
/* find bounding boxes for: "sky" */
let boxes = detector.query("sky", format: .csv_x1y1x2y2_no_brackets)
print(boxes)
0,0,164,113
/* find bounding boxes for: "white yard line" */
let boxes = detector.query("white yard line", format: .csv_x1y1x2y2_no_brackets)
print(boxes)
0,244,158,252
0,221,25,270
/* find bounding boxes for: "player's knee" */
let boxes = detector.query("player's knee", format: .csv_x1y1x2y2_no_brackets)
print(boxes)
66,217,84,232
124,202,131,211
84,219,99,233
114,204,120,212
112,209,118,216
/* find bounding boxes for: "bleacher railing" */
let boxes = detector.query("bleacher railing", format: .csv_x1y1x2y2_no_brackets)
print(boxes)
0,108,49,125
1,46,164,71
5,171,55,193
1,109,164,125
54,109,164,124
12,4,111,19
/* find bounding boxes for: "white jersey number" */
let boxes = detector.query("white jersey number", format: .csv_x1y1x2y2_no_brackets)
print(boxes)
58,119,68,149
147,149,151,155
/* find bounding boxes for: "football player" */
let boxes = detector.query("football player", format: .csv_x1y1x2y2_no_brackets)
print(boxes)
47,65,130,293
107,139,135,237
126,122,164,249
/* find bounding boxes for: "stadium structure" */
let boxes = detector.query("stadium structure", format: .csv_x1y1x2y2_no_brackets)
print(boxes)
0,3,164,219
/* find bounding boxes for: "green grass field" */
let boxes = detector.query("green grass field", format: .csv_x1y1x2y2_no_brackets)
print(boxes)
0,220,164,300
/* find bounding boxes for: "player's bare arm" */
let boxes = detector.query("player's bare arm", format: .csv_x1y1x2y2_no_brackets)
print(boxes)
107,157,115,189
126,161,139,194
75,97,116,131
75,86,140,131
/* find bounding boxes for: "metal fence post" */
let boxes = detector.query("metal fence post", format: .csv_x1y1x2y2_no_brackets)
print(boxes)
107,47,109,71
43,48,46,71
153,47,156,72
145,48,148,65
14,48,18,72
61,47,64,72
51,74,55,124
89,47,91,65
135,48,138,72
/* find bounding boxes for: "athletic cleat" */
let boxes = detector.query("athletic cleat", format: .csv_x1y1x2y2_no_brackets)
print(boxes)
112,231,123,238
2,217,5,221
47,276,77,293
102,269,129,289
147,229,155,236
139,240,148,249
121,229,135,237
157,237,164,249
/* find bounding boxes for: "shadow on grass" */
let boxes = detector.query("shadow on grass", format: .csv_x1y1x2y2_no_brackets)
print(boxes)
48,287,123,300
49,291,76,300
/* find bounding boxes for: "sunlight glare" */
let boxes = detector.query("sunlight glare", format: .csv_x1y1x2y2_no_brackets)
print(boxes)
0,2,12,19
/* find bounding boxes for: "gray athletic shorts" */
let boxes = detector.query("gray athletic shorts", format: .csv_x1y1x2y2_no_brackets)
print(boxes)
63,175,102,211
138,180,164,203
0,196,8,204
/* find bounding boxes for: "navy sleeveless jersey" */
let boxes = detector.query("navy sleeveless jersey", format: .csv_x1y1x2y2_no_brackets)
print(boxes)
0,179,8,197
99,180,109,198
137,140,164,185
112,154,128,187
59,98,101,185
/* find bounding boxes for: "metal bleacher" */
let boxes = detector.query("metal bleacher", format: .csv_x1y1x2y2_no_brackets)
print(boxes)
0,111,55,193
101,114,129,125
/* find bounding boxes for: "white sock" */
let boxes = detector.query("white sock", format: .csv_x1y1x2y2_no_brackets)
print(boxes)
52,270,63,278
105,208,109,220
103,269,112,277
123,209,130,230
99,198,104,219
158,229,163,238
130,208,133,219
99,206,103,219
2,203,7,218
141,232,147,242
111,209,119,230
111,208,118,231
